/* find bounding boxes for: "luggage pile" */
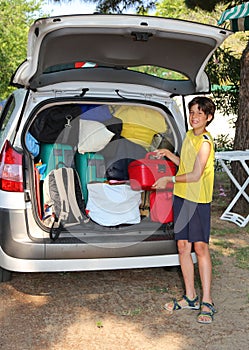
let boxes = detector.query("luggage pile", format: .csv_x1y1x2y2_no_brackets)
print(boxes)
27,103,176,238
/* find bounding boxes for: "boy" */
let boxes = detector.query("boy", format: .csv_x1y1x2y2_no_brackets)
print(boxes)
152,96,216,324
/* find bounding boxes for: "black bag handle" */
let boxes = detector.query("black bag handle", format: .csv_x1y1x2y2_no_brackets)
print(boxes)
49,220,62,241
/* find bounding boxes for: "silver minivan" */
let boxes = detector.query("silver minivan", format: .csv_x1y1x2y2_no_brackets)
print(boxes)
0,14,231,281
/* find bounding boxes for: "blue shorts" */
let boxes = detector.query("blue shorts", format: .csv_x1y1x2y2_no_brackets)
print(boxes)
173,195,211,243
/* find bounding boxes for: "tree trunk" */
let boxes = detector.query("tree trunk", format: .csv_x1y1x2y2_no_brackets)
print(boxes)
235,42,249,151
231,41,249,214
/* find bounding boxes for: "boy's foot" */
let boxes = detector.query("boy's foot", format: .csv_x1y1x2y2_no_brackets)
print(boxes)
164,294,199,312
197,302,217,324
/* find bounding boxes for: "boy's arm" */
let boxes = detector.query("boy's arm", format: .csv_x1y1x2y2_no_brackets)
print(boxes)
155,149,180,166
152,142,211,189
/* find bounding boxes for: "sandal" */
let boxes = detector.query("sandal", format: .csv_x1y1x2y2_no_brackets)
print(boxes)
164,294,200,312
197,302,217,324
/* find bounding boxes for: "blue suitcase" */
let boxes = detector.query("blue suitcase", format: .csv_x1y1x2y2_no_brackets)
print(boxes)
75,152,107,202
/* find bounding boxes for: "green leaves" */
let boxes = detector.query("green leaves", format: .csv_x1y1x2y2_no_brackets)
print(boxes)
0,0,43,99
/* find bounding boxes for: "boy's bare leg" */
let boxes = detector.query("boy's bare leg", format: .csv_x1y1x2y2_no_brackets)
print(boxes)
165,240,197,310
178,240,196,299
194,241,213,322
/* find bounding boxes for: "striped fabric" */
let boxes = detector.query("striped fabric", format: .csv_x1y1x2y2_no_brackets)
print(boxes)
218,2,249,32
231,16,249,31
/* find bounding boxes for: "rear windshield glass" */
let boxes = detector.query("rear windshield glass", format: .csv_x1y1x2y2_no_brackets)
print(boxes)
43,62,188,81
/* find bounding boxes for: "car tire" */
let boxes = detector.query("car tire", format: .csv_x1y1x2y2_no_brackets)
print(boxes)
0,267,12,282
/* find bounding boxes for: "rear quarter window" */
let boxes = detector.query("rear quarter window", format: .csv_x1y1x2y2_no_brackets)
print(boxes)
0,96,16,146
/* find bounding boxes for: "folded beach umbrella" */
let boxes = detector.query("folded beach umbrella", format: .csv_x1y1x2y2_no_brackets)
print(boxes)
218,2,249,32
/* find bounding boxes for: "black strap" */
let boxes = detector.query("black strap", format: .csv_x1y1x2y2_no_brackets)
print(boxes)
49,220,62,241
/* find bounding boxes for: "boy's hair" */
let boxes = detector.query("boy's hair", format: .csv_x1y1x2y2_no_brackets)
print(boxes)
188,96,215,126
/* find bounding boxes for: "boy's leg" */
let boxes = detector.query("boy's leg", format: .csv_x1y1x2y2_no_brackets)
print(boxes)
165,196,199,311
194,241,213,322
194,241,212,302
164,239,197,311
178,239,197,300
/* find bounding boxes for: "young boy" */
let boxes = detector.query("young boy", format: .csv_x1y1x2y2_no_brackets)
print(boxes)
152,96,216,324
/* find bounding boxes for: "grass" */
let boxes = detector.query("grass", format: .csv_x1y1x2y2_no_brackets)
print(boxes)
210,251,223,277
121,307,142,316
212,240,234,250
148,286,169,293
96,320,103,328
211,227,239,237
211,171,249,271
233,246,249,270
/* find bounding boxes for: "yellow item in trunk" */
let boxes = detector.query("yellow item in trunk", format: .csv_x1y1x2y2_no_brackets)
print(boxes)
114,105,167,148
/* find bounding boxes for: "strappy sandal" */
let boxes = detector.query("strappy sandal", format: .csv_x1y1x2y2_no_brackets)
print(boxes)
164,294,200,312
197,302,217,324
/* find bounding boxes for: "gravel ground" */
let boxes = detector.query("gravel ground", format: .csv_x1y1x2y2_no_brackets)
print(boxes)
1,227,249,350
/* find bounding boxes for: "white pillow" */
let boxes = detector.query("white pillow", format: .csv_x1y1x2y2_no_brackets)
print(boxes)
78,119,114,153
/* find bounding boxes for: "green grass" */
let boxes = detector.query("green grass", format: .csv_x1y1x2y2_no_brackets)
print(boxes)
211,174,249,271
233,246,249,270
212,240,234,249
148,286,169,293
211,251,223,276
211,227,238,237
121,307,142,316
96,320,103,328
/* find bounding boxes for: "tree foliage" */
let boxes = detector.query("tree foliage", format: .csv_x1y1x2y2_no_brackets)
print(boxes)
50,0,246,13
94,0,155,14
156,0,242,117
0,0,43,100
206,47,240,116
50,0,156,13
184,0,249,154
185,0,244,11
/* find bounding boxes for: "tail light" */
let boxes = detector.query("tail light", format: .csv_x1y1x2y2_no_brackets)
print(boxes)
0,140,23,192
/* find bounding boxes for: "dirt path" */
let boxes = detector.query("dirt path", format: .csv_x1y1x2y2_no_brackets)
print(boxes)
1,232,249,350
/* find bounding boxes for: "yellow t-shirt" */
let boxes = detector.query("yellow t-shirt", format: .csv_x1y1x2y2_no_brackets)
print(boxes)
173,129,214,203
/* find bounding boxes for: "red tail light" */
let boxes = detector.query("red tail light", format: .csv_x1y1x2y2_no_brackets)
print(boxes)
0,140,23,192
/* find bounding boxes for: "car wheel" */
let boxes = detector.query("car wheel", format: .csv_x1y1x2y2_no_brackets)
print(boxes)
0,267,12,282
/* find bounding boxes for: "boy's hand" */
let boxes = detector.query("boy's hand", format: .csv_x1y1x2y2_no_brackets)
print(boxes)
152,176,170,190
155,149,168,158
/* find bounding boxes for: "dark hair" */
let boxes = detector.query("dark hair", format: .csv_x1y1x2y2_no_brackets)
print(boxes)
188,96,215,126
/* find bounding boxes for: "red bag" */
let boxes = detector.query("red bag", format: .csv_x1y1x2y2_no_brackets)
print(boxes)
128,152,176,191
34,167,42,219
150,190,174,223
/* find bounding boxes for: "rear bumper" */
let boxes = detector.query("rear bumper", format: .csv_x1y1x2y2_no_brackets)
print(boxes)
0,208,197,272
0,246,198,272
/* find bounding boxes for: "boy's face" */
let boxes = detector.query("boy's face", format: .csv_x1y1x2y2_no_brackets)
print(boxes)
189,104,212,130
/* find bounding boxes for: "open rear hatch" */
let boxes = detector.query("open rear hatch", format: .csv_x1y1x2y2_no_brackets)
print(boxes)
12,14,232,95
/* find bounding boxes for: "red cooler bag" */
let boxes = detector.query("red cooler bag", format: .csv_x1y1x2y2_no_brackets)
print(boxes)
128,152,176,191
150,190,174,223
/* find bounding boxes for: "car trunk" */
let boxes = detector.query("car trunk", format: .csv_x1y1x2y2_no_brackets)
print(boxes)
24,100,180,252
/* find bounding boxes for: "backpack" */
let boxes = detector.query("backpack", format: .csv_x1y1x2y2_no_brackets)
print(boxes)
43,167,89,240
30,104,81,146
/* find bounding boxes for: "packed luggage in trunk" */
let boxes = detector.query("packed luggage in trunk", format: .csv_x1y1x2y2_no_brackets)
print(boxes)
27,102,177,241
